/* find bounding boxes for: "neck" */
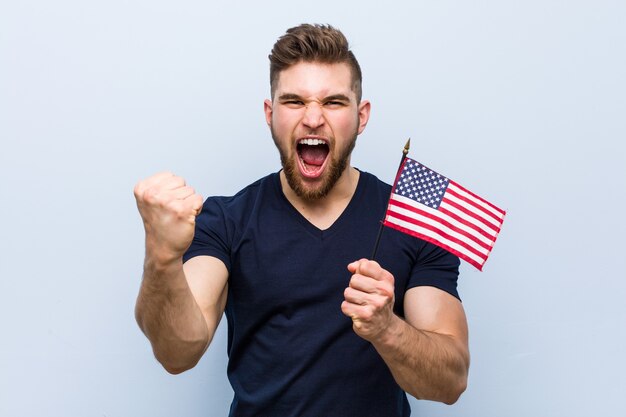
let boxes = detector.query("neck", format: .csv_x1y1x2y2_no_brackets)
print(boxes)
280,166,360,230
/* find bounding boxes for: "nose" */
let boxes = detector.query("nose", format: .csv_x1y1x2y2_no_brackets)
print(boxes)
302,102,325,129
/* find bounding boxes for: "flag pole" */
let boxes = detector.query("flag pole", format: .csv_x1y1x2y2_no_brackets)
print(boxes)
370,138,411,261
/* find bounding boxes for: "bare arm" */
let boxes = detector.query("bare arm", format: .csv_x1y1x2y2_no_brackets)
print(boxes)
372,286,468,403
133,172,228,374
341,259,469,404
135,256,228,374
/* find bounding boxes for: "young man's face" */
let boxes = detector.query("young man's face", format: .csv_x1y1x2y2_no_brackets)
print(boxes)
264,61,370,200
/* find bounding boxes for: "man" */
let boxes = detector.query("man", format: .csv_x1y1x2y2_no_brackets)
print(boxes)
134,24,469,416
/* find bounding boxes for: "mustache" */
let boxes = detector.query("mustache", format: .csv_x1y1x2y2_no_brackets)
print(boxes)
297,129,332,139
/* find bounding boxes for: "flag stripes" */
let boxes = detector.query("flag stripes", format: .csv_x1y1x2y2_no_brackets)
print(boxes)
388,196,493,249
384,215,486,269
382,158,505,271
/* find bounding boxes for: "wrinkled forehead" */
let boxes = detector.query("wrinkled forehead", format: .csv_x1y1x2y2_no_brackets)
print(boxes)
273,61,357,100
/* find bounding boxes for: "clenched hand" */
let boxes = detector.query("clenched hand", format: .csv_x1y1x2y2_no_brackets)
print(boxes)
134,172,204,265
341,259,396,342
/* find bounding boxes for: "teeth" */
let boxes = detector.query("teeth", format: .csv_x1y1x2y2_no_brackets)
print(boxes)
299,138,325,146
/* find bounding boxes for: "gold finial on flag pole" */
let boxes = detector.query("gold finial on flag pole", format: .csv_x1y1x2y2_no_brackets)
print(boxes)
403,138,411,157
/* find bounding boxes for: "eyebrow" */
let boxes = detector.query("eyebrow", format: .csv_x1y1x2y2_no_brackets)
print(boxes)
277,93,303,101
277,93,351,102
323,94,351,102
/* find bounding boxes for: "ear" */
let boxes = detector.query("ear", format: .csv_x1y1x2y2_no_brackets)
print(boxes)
357,100,371,135
264,99,273,127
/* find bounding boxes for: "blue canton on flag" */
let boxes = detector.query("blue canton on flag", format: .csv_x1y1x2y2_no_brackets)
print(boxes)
394,159,450,210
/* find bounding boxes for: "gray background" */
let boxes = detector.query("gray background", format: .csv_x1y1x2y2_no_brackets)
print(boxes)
1,0,625,416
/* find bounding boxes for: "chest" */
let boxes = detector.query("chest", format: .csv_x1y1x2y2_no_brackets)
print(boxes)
227,209,415,318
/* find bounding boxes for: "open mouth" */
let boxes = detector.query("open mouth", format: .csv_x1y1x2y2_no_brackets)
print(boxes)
296,138,330,178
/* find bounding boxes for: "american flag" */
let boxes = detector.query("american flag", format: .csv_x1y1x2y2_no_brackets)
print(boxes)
383,158,505,270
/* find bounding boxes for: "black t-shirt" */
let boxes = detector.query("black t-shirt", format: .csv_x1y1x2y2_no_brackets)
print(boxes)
184,170,460,417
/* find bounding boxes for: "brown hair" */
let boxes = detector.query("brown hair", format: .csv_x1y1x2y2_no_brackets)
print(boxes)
269,24,362,101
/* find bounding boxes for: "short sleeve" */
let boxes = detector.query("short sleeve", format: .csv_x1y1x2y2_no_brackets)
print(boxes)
408,242,461,300
182,197,232,272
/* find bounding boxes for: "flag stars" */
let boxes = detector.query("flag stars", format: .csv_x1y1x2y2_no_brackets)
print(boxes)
393,159,450,209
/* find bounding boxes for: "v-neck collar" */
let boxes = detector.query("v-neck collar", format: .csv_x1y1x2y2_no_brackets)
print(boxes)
272,170,367,240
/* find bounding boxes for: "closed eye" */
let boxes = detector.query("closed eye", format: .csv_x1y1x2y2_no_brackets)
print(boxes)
323,94,350,107
324,100,347,107
278,94,305,107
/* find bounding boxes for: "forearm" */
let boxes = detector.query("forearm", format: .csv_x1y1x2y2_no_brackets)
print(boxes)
372,315,469,404
135,255,209,374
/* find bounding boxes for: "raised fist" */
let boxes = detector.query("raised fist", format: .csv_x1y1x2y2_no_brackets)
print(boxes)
134,172,204,264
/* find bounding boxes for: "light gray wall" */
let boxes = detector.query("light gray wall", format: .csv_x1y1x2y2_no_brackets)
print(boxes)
1,1,625,416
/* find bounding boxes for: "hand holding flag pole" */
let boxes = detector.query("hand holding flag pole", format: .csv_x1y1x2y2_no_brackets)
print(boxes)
370,138,411,260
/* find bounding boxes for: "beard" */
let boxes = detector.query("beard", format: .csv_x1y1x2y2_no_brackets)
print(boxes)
271,127,357,201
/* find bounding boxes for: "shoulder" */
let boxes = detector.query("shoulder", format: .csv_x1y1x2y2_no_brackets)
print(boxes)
356,169,392,198
184,173,280,265
203,173,279,215
357,170,461,299
193,172,280,238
